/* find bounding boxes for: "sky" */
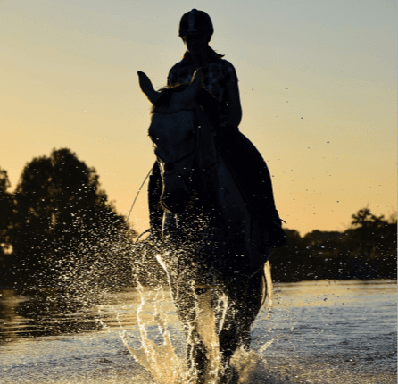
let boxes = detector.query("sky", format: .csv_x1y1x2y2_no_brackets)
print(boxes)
1,0,396,236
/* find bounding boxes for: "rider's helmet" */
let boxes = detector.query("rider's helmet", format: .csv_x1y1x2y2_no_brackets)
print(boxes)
178,9,213,39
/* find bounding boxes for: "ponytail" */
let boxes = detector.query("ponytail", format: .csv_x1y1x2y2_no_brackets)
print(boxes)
208,46,224,58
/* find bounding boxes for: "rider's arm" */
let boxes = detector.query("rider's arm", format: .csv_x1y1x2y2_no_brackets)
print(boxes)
226,81,242,127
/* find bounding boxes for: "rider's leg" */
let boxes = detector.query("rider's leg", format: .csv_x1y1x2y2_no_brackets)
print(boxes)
237,133,286,247
216,127,286,247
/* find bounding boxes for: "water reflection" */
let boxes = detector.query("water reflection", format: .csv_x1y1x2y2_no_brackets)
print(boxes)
0,287,141,344
272,279,397,307
1,280,396,343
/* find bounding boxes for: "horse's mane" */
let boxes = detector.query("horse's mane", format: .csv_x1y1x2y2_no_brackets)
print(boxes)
152,83,220,129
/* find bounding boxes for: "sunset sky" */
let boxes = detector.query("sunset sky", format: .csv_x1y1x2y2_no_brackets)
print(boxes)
1,0,396,236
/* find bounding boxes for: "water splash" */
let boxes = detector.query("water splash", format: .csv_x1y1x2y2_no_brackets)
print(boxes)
119,257,278,384
191,288,221,383
121,284,188,384
121,282,248,384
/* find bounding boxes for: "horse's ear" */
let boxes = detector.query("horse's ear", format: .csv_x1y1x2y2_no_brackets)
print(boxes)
181,67,203,100
137,71,161,105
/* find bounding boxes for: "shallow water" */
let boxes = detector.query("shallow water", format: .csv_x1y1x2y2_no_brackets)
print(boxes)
0,280,396,383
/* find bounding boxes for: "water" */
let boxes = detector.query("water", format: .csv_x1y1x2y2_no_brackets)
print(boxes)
0,280,396,383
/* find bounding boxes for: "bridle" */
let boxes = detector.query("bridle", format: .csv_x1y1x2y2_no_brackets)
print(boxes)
161,149,196,173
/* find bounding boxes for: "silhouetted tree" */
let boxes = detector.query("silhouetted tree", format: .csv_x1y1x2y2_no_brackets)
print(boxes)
10,148,135,286
351,206,385,257
0,167,13,275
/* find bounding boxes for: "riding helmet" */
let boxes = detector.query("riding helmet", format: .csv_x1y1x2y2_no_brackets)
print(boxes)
178,9,213,38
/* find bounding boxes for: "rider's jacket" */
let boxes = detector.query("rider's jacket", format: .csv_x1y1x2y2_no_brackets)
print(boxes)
167,47,237,129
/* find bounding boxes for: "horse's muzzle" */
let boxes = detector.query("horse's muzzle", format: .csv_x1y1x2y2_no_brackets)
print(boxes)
161,188,190,214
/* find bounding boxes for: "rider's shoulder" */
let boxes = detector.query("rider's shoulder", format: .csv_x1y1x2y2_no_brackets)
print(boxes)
207,50,237,78
218,58,236,75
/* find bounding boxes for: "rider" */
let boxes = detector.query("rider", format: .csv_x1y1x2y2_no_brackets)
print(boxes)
148,9,286,247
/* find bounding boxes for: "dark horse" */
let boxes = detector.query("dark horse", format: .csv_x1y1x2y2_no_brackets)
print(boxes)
138,68,273,383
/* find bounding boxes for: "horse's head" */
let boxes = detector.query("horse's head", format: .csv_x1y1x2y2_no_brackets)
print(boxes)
138,69,204,213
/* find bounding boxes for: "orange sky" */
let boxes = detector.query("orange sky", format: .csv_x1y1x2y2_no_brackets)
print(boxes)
1,0,396,236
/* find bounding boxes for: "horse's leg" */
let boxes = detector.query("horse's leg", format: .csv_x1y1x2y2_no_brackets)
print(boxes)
192,286,241,384
167,268,212,382
215,285,241,384
218,277,240,366
190,287,219,383
235,269,264,349
218,269,264,356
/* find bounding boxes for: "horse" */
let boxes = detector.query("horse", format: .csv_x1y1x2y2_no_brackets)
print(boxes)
138,68,273,383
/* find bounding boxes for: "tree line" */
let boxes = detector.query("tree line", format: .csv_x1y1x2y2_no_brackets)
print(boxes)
271,207,397,282
0,148,136,290
1,149,396,290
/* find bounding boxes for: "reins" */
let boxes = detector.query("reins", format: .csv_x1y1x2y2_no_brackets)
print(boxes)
127,168,152,223
126,169,152,244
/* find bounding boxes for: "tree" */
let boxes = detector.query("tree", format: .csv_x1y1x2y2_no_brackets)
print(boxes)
0,167,13,271
351,206,386,257
11,148,135,286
